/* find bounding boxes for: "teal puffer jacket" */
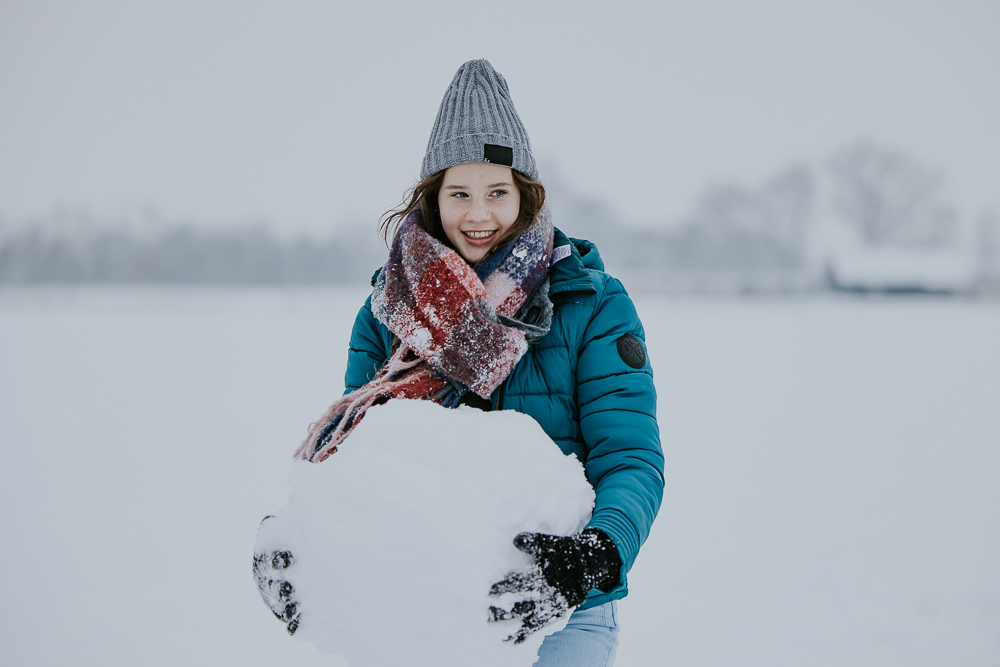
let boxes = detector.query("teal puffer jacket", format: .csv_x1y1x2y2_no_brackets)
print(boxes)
344,229,664,610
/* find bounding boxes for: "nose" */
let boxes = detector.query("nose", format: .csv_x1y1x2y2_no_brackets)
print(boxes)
467,197,491,223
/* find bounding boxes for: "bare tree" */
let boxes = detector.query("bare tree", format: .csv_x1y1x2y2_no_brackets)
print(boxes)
678,164,813,268
977,210,1000,285
830,142,955,246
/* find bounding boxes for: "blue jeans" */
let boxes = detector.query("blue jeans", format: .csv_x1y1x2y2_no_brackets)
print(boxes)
533,601,619,667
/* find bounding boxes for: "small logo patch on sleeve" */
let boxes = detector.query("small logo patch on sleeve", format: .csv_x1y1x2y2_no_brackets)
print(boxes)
616,334,646,369
483,144,513,166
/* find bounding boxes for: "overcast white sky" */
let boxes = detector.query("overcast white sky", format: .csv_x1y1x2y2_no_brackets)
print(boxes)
1,0,997,236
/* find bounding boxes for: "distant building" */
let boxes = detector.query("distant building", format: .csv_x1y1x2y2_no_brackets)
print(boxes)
825,247,978,295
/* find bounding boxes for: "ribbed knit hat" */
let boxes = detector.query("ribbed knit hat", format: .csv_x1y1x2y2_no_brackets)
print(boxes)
421,59,537,181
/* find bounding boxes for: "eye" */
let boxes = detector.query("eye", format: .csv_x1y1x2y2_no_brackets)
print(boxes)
450,191,469,199
491,189,508,198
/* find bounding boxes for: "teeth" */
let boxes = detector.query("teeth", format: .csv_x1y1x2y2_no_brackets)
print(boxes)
464,230,495,239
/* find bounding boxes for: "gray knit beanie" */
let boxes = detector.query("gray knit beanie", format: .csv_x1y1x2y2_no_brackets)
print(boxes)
421,59,537,181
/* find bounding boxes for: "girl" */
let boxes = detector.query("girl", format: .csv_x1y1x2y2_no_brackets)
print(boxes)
259,60,663,667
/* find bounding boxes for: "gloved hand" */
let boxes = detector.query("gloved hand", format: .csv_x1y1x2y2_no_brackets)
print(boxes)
487,528,621,643
252,516,301,635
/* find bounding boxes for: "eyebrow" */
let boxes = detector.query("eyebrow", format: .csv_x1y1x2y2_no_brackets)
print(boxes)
443,182,513,190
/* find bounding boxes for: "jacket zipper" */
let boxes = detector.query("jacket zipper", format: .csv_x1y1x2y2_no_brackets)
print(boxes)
491,377,508,411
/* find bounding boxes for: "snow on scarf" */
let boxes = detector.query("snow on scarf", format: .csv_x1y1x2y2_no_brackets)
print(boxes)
295,205,554,463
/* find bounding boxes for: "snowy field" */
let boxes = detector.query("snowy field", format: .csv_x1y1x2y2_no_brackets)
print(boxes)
1,286,998,667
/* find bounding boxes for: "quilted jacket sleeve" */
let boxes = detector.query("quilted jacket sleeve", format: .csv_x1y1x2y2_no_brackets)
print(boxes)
576,277,664,582
344,295,392,393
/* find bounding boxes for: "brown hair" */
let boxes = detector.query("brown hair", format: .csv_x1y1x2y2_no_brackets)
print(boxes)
379,167,546,264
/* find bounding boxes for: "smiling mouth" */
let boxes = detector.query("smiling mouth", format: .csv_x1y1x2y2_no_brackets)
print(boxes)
463,230,496,240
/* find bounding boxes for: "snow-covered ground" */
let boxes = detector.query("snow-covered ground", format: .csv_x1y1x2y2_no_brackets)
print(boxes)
1,287,998,666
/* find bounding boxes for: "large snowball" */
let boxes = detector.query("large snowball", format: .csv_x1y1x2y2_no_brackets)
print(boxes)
254,399,596,666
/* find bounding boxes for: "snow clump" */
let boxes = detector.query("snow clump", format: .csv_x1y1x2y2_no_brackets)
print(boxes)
254,399,596,666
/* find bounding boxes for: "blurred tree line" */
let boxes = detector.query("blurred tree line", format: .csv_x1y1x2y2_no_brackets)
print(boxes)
568,141,995,294
0,222,387,284
1,141,996,292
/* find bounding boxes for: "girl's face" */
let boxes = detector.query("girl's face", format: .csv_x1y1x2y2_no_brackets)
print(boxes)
438,162,521,264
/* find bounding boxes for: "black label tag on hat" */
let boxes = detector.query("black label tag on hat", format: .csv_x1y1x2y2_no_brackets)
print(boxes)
483,144,513,166
617,333,646,369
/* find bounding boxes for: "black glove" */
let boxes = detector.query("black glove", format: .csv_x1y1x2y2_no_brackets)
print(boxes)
488,528,622,643
253,517,301,635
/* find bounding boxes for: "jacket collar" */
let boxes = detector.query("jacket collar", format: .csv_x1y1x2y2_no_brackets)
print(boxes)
549,228,598,298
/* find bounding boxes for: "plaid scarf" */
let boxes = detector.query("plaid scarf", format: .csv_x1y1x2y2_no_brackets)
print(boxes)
295,206,554,463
